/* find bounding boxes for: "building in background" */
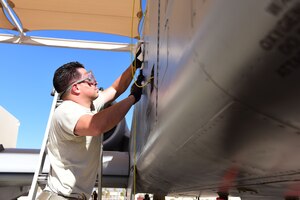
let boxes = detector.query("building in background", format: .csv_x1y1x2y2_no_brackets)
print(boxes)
0,106,20,148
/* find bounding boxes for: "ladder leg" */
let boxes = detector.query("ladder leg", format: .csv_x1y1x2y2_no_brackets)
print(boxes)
98,134,103,200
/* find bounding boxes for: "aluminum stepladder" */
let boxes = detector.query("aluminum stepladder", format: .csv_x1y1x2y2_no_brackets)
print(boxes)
28,90,60,199
28,90,104,200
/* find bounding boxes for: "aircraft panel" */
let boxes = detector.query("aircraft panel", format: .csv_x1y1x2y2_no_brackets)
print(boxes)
128,0,300,199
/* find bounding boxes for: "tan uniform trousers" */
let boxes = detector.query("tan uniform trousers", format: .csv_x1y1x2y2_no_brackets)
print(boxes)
36,190,87,200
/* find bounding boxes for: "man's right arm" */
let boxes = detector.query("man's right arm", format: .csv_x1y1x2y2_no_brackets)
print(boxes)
74,95,135,136
74,71,144,137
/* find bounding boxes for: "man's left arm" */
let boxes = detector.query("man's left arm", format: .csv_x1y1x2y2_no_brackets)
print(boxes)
101,44,143,103
102,65,135,103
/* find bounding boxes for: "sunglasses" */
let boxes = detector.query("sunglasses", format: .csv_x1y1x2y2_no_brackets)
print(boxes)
60,71,97,97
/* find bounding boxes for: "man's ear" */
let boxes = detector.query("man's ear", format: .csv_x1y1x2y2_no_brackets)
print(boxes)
71,84,81,95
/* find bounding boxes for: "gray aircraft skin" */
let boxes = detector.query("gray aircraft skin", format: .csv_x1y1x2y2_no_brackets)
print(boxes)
127,0,300,199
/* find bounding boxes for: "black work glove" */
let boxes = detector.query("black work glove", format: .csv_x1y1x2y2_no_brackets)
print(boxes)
129,74,145,104
132,43,143,69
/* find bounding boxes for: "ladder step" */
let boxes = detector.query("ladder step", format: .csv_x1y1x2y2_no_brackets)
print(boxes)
37,173,48,186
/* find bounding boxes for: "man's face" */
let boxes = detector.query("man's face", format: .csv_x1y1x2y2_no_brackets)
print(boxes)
76,68,99,100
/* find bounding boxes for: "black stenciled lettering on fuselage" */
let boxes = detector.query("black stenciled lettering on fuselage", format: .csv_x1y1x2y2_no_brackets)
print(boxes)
278,36,300,55
260,2,300,51
260,29,285,51
277,49,300,77
266,0,294,16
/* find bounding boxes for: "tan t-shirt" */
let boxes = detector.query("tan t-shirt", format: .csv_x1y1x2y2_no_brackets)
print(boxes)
45,96,105,198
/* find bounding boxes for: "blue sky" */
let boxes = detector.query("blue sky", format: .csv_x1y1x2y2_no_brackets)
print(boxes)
0,30,137,149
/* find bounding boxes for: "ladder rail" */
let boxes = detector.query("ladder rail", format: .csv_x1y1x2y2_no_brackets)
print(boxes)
28,91,59,200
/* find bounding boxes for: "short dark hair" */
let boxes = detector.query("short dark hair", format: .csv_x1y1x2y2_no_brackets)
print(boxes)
53,61,85,93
